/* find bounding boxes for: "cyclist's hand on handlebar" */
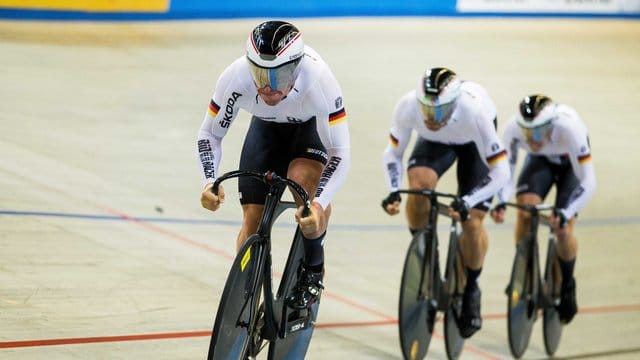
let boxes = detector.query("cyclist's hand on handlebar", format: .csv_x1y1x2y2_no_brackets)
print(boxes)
201,183,225,212
449,198,470,222
490,203,506,223
296,202,324,238
381,192,401,215
552,208,569,229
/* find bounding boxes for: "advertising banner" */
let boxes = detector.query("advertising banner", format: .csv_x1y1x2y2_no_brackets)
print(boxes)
457,0,640,13
0,0,168,12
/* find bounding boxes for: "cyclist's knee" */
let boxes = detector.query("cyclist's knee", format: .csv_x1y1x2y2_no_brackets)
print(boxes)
515,193,542,223
407,166,438,189
288,158,324,196
461,212,486,240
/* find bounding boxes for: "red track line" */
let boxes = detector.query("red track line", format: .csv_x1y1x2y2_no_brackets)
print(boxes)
62,207,636,360
2,302,639,350
577,303,640,314
0,331,210,349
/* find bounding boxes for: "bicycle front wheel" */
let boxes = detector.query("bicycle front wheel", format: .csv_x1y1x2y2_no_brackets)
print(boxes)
507,242,535,358
444,250,465,360
542,239,563,356
208,235,264,360
398,230,437,360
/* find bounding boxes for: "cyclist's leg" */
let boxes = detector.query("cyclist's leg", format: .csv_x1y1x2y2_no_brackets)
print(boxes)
552,161,581,323
287,158,327,238
457,209,487,338
285,118,329,309
237,116,280,251
515,154,554,246
287,115,329,239
236,205,265,251
406,167,438,230
553,161,579,261
515,193,542,245
288,157,327,271
406,138,455,232
454,142,495,338
459,210,488,270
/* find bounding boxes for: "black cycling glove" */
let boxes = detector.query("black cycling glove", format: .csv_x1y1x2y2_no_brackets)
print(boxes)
381,192,401,211
492,202,506,212
450,198,470,222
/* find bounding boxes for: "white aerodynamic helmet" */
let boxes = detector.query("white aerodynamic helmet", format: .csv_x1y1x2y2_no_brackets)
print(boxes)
246,21,305,91
517,94,556,142
416,67,462,125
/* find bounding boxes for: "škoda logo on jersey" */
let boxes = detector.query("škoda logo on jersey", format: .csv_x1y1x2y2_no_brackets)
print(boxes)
218,92,242,129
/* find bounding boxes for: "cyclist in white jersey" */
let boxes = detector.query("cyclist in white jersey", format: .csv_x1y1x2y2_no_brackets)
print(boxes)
491,94,596,324
381,67,510,338
197,21,351,310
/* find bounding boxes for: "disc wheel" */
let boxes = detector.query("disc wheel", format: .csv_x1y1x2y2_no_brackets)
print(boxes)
543,243,563,356
507,243,536,358
208,236,263,360
398,230,437,360
444,251,465,360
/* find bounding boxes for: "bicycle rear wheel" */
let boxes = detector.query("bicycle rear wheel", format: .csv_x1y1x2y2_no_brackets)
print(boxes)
208,235,264,360
268,228,320,359
444,251,465,360
507,241,536,358
542,239,563,356
398,230,437,360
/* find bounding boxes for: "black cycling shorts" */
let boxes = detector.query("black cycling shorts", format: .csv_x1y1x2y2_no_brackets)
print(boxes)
516,154,579,209
238,116,328,205
408,138,493,211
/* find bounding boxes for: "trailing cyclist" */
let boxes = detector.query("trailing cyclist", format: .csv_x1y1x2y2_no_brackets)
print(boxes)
381,67,510,338
491,94,596,324
197,21,351,311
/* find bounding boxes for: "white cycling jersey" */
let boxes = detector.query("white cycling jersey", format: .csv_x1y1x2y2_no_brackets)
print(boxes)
498,104,596,219
197,46,351,210
382,81,510,208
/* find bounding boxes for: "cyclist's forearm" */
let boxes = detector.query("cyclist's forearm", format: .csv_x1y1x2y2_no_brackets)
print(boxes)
197,132,222,186
382,146,404,192
463,159,510,207
313,147,350,210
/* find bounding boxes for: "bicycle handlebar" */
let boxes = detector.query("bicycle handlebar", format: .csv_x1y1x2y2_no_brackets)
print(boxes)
212,170,311,217
500,202,555,227
393,189,461,218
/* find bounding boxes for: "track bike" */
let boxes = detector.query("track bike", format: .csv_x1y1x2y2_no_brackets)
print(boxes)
395,189,467,360
207,170,321,360
503,202,563,358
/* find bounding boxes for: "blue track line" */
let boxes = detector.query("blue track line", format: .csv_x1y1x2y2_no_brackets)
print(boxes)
1,210,638,231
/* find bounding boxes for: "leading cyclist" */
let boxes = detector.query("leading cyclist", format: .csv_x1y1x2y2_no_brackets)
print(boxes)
381,67,510,338
491,94,596,324
197,21,351,311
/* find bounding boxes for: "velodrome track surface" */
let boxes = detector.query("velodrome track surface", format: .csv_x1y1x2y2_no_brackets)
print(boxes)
1,18,639,359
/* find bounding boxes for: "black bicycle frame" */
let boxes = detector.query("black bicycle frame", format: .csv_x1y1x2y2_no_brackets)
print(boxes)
396,189,460,310
212,170,311,343
505,202,556,309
